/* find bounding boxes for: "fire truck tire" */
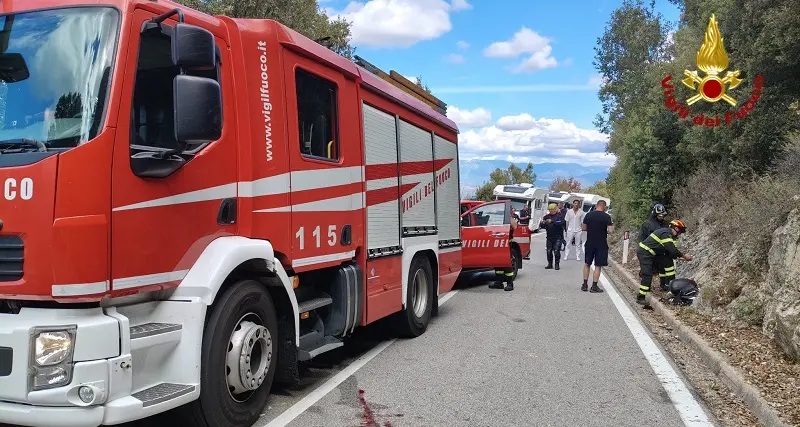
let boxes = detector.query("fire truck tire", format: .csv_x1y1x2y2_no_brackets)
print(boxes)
396,255,433,338
184,280,279,427
510,247,521,281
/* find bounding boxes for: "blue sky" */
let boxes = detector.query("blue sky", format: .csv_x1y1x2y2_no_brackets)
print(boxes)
325,0,680,175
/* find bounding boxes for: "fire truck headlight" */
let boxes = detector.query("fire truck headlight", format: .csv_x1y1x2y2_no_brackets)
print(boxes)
30,327,76,391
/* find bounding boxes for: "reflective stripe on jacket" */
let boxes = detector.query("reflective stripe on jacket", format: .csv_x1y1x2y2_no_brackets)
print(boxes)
638,227,682,259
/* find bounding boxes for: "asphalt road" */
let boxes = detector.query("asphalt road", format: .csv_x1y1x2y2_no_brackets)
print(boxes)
253,233,716,427
3,234,717,427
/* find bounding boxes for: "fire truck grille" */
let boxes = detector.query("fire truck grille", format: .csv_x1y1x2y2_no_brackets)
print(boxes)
0,235,24,282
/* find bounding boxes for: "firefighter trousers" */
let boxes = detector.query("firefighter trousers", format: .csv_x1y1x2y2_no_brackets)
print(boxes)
494,267,514,284
546,237,561,266
656,256,676,289
636,248,655,297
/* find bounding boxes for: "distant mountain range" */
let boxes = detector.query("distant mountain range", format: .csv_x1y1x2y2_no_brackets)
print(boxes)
458,159,610,198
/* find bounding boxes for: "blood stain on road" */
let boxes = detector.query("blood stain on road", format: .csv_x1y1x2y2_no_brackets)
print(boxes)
358,389,393,427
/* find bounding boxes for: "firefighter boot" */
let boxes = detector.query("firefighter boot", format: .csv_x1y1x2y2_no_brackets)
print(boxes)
504,278,514,291
637,294,653,310
489,271,505,289
545,250,553,269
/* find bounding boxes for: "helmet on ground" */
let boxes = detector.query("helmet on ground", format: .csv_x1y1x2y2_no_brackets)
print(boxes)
652,203,667,216
669,219,686,233
668,278,699,306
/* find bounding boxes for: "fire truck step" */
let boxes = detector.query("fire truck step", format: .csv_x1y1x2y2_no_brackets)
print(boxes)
297,294,333,314
298,336,343,361
130,322,182,340
132,382,196,408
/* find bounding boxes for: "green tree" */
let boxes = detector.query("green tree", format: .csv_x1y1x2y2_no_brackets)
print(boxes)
175,0,354,58
595,0,800,228
549,176,582,192
585,180,610,197
593,0,678,226
474,163,536,201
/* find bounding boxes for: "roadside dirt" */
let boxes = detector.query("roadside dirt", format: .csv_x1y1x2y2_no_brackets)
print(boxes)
604,266,761,427
608,239,800,427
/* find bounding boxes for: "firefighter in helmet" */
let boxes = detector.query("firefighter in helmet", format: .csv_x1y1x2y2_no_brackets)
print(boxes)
639,203,674,291
636,219,692,308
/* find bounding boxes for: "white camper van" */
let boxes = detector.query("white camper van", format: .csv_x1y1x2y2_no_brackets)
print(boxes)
571,192,612,213
493,184,548,232
546,191,584,210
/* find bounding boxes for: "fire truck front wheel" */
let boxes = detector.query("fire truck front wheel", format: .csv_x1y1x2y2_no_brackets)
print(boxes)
396,255,434,338
185,279,279,427
510,247,521,281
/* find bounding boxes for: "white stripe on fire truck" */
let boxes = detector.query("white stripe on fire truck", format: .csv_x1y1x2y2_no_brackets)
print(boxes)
291,250,357,268
112,166,436,212
439,246,462,254
113,269,190,290
112,183,238,212
113,168,363,211
290,166,363,191
254,192,365,213
237,173,291,197
52,280,109,297
365,177,400,191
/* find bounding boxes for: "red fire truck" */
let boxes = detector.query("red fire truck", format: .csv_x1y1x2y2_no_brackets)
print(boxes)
0,1,516,426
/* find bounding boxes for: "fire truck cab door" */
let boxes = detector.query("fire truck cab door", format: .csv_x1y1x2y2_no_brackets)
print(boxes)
282,49,362,271
460,200,513,269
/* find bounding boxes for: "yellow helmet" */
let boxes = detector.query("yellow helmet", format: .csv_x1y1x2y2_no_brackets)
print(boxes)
548,203,557,210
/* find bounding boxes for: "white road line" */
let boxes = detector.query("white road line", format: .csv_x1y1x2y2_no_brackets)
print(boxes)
599,274,714,426
265,290,459,427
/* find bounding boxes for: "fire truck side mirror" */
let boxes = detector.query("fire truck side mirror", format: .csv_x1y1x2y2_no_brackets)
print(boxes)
171,23,216,69
174,74,222,143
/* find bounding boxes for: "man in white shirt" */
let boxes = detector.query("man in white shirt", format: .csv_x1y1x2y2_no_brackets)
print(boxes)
564,199,585,261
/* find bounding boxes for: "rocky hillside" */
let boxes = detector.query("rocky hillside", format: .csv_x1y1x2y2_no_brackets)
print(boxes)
675,196,800,362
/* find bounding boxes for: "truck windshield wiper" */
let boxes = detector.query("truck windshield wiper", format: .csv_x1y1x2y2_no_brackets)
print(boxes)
0,138,48,153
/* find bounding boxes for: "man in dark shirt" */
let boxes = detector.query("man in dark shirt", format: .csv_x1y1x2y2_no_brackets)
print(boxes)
539,203,566,270
581,200,613,292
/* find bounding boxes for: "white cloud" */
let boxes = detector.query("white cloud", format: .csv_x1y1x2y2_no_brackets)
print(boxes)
456,40,470,50
447,106,492,128
451,0,472,11
483,27,558,73
328,0,456,48
513,46,557,73
458,114,614,166
445,53,465,64
588,74,606,87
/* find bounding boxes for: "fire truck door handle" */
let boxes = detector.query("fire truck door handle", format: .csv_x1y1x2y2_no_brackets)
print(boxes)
341,225,352,245
492,232,507,238
217,198,237,225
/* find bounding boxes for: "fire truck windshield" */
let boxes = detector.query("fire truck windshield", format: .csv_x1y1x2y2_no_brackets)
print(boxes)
0,7,118,153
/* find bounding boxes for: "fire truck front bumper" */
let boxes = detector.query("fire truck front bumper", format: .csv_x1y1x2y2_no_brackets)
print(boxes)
0,400,104,427
0,306,123,427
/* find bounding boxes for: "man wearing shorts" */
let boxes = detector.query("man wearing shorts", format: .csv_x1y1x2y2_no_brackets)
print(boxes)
581,200,613,293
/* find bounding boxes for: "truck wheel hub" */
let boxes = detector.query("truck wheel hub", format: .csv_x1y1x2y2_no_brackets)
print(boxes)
226,317,272,398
